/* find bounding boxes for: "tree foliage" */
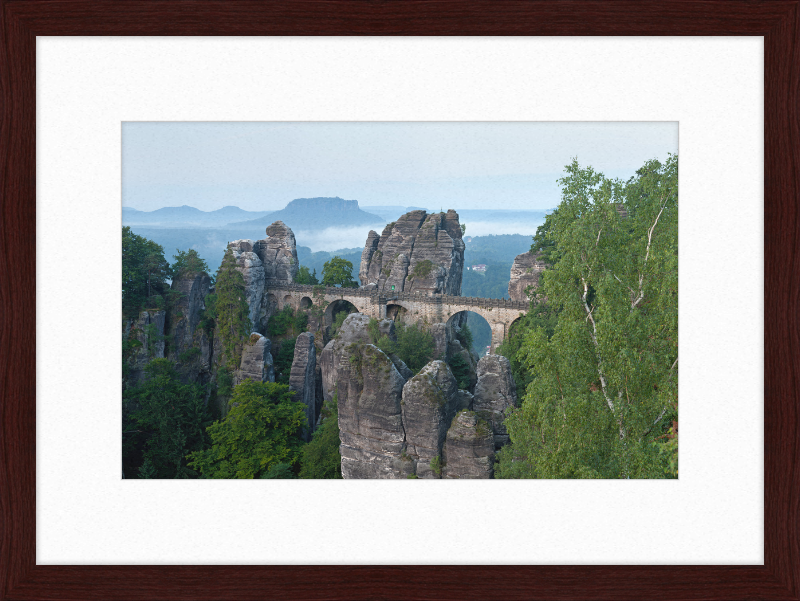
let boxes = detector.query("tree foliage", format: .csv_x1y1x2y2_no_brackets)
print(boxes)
123,358,211,478
368,319,435,374
267,305,308,338
299,396,342,479
187,380,307,478
214,249,252,365
321,256,358,288
497,155,678,479
172,248,209,279
295,265,319,285
122,227,171,317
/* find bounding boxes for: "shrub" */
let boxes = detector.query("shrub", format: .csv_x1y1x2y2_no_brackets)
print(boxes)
298,396,342,479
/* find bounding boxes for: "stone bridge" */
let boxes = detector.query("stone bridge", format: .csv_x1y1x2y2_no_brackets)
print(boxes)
267,284,528,352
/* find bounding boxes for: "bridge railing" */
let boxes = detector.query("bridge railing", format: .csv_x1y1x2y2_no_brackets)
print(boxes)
271,284,528,311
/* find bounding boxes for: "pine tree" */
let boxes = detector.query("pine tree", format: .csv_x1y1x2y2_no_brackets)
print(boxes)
214,249,252,366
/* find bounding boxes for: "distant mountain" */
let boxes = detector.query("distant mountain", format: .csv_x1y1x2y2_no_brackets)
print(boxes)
122,205,272,227
229,197,384,230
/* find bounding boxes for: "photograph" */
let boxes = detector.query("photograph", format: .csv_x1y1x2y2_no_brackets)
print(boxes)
121,121,678,480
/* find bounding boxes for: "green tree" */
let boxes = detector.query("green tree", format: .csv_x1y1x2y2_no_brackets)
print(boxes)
299,396,342,479
214,249,252,365
267,305,308,338
369,320,435,374
321,256,358,288
172,248,209,279
123,358,211,478
498,156,678,479
186,380,307,478
295,265,319,285
122,227,171,317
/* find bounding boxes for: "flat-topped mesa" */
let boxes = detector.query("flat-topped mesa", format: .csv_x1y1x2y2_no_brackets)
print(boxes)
359,209,464,296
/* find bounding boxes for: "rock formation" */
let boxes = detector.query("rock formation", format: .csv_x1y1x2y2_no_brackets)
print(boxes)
337,341,412,479
168,271,213,379
442,410,495,479
227,239,268,331
401,361,461,478
224,221,300,333
289,332,317,441
254,221,299,286
320,313,511,479
472,354,518,449
508,251,546,302
358,209,465,296
124,310,166,385
234,333,275,386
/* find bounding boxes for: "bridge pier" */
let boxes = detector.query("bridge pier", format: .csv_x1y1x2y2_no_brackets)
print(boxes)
490,322,506,354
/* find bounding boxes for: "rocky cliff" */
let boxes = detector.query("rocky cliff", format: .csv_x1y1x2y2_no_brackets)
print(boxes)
225,221,299,333
289,332,317,442
508,251,546,302
234,333,275,386
168,272,213,382
473,355,518,449
442,410,495,479
323,314,516,479
124,310,166,385
359,209,465,296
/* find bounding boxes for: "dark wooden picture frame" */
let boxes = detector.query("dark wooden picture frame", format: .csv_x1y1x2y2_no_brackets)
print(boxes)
1,2,797,599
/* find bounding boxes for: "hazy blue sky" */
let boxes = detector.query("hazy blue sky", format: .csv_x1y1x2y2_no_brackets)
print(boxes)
122,122,677,212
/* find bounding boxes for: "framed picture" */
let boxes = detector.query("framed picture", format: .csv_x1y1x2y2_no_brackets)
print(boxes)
2,2,796,599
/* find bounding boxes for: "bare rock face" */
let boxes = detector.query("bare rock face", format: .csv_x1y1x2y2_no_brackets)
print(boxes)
169,271,213,378
234,333,275,386
473,354,518,449
320,313,373,403
254,221,299,286
358,209,465,296
508,251,546,302
442,410,495,479
227,239,268,331
289,332,317,441
401,360,461,478
338,342,412,479
224,221,299,333
359,230,380,284
124,310,166,385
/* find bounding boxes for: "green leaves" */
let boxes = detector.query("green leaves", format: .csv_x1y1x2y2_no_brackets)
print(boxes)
321,256,358,288
187,381,307,479
498,155,678,479
172,248,209,279
295,265,319,285
123,358,211,479
214,249,252,366
122,227,171,317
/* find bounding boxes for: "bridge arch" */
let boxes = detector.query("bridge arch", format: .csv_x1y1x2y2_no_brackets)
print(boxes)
446,310,492,357
324,298,360,328
386,303,409,322
299,296,313,310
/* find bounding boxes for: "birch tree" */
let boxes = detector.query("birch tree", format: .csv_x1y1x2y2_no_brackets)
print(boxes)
498,156,678,479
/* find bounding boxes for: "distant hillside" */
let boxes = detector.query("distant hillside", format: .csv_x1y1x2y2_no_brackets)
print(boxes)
122,205,272,227
464,234,534,266
229,197,384,230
